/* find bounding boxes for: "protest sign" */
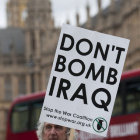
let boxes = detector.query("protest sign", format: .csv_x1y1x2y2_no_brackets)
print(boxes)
39,24,130,137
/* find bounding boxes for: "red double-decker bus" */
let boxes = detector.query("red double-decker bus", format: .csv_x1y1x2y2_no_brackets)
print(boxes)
6,69,140,140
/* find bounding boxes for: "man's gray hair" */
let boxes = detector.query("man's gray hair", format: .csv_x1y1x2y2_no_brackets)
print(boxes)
36,121,71,140
36,122,44,140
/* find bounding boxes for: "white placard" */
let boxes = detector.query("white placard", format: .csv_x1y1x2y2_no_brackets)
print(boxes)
39,24,130,137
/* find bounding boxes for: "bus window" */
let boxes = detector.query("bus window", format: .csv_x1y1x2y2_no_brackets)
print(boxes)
11,104,29,133
112,83,123,116
112,95,123,116
11,99,43,133
126,78,140,114
30,100,43,130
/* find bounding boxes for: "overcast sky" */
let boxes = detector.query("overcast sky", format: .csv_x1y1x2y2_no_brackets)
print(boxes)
0,0,110,28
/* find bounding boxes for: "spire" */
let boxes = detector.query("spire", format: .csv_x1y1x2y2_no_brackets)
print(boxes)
86,1,90,20
66,19,70,25
97,0,102,14
76,11,80,26
96,0,103,31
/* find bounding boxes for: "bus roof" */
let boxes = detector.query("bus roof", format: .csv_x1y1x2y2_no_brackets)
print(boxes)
121,68,140,80
11,91,45,106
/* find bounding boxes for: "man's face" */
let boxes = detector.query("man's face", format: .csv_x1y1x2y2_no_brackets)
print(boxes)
42,123,67,140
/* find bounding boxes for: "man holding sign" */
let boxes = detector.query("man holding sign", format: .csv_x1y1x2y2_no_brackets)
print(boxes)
39,24,129,137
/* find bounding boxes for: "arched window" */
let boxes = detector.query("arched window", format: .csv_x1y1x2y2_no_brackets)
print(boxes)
18,75,26,95
5,75,12,101
40,31,46,52
30,31,35,53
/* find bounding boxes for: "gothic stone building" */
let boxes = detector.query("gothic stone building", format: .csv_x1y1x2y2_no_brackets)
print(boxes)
0,0,60,139
0,0,140,139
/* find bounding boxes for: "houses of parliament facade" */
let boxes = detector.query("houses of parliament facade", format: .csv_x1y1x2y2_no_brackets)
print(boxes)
0,0,140,139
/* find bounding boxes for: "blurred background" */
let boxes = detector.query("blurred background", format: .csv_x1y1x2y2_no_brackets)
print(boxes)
0,0,140,140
